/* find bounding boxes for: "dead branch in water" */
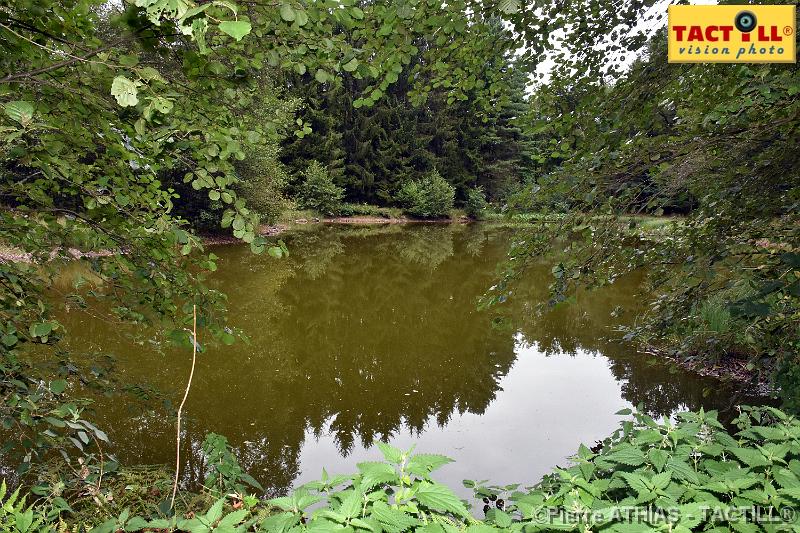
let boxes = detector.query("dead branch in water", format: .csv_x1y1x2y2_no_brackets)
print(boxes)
171,304,197,509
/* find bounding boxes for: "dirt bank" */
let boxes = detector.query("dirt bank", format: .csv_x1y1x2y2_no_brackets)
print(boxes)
0,247,116,263
0,217,469,260
645,347,777,397
200,224,287,245
322,216,465,224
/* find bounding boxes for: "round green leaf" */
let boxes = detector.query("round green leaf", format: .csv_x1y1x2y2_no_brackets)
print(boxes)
280,3,296,22
50,379,67,395
315,69,329,83
218,20,252,41
110,76,139,107
343,58,359,72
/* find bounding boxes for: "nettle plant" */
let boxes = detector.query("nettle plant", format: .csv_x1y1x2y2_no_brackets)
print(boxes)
261,442,471,532
256,406,800,533
7,406,800,532
470,406,800,533
202,433,263,496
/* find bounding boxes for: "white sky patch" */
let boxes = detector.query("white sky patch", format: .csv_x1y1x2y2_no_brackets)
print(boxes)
527,0,718,88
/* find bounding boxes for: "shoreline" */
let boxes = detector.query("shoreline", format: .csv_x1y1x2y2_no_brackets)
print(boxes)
0,216,776,398
644,345,777,397
322,215,465,225
0,216,470,261
197,215,465,245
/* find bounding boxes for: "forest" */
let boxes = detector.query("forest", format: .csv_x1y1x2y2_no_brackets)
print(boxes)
1,0,799,531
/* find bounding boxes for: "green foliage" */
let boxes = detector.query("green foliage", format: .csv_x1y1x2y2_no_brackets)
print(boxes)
0,372,112,476
0,0,667,468
202,433,263,496
298,161,345,216
5,0,605,471
507,31,800,377
11,406,800,532
0,480,60,533
467,406,800,531
232,84,301,226
465,187,488,220
281,24,533,206
397,170,455,219
264,405,800,531
84,496,255,533
0,0,728,492
336,204,403,219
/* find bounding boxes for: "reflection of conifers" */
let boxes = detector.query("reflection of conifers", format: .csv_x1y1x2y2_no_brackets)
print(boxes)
66,225,518,495
41,225,758,497
266,225,516,450
142,224,518,493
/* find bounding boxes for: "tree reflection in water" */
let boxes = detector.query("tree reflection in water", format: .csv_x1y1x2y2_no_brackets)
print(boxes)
49,224,767,496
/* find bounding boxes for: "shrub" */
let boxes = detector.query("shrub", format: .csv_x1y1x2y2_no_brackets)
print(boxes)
234,143,290,225
396,169,455,218
465,186,488,219
298,160,345,216
234,88,300,225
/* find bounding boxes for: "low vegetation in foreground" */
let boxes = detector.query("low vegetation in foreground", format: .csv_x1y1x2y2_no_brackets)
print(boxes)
5,406,800,532
1,0,798,531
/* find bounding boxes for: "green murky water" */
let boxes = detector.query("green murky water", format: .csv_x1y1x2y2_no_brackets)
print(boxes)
53,224,760,495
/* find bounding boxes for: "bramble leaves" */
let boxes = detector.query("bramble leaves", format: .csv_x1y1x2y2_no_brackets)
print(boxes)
606,445,646,466
407,454,454,478
375,441,405,464
357,462,398,489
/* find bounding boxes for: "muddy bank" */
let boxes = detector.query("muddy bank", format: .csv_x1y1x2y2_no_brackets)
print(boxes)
322,215,467,224
0,218,459,261
0,225,288,261
201,216,454,242
200,224,288,245
645,346,777,397
0,247,116,263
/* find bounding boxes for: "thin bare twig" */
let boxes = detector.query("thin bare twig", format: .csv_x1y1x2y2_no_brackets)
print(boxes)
171,304,197,510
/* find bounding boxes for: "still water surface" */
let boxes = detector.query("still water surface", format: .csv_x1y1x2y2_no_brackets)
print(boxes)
59,224,757,495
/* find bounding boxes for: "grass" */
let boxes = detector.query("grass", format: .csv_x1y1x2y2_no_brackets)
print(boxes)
276,208,320,224
339,203,405,219
29,463,221,530
277,205,406,223
275,207,685,230
698,296,733,334
479,211,565,223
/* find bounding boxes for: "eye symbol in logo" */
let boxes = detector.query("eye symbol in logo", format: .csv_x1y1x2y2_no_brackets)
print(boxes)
735,10,757,33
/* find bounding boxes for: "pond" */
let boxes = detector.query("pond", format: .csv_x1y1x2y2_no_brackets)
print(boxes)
54,223,761,496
